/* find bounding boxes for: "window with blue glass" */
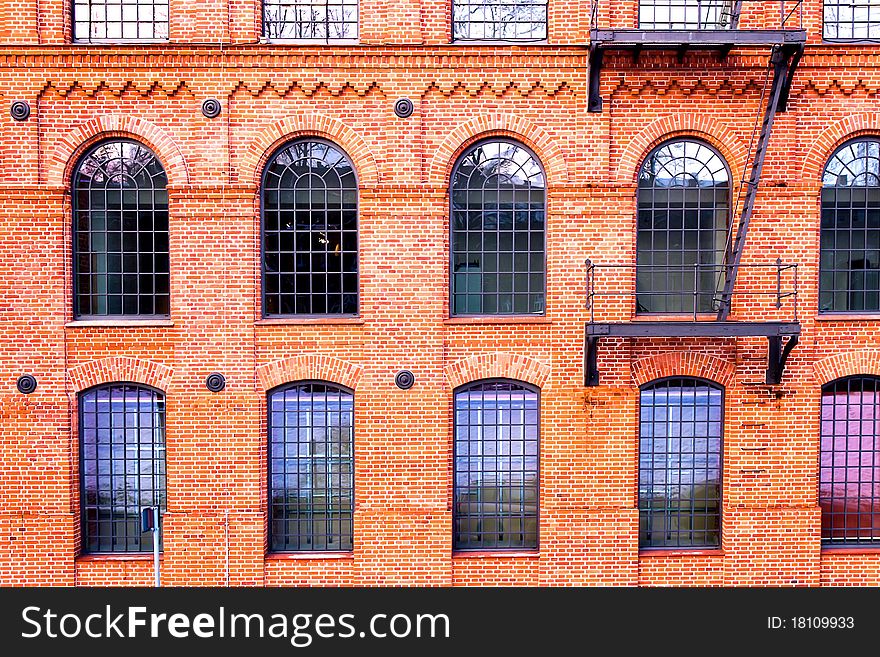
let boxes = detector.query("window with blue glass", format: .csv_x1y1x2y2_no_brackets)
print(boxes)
268,382,354,551
639,378,723,548
80,383,166,553
454,380,539,550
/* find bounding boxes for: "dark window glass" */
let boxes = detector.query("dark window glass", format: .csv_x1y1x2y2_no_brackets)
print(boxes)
73,0,169,41
269,383,354,552
638,0,736,29
263,0,358,41
80,384,166,554
820,377,880,545
262,140,358,316
824,1,880,40
820,138,880,312
637,139,730,313
451,140,545,316
639,378,723,548
452,0,547,41
454,380,539,550
73,140,169,318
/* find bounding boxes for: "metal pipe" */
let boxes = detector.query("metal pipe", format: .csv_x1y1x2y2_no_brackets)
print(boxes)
775,257,783,309
153,506,161,587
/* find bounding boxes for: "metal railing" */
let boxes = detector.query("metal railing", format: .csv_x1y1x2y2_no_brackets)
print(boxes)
584,260,798,322
590,0,803,31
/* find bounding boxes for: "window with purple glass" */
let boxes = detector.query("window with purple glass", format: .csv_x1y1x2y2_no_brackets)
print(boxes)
820,376,880,546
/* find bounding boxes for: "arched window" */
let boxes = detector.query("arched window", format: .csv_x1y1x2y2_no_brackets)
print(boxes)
450,140,545,316
452,0,547,41
639,378,723,548
824,1,880,40
263,0,358,41
454,380,539,550
820,138,880,312
79,384,166,553
637,139,730,313
262,140,358,316
73,0,169,41
638,0,736,30
268,382,354,551
820,376,880,545
73,140,169,318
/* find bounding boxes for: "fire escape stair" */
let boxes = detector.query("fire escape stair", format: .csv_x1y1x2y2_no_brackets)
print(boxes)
584,17,805,387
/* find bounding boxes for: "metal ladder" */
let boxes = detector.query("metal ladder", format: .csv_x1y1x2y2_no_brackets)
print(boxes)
715,42,802,320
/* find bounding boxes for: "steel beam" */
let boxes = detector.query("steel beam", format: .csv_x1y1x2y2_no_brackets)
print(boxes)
586,321,800,337
584,322,801,386
591,29,806,46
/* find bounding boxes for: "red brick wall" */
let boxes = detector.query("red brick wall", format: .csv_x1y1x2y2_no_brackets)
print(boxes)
1,1,879,587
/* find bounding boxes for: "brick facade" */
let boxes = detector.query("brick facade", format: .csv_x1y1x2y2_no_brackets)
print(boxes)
1,0,879,587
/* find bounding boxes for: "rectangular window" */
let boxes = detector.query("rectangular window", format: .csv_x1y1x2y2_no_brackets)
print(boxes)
638,0,736,30
824,1,880,40
73,0,169,42
263,0,359,41
452,0,548,41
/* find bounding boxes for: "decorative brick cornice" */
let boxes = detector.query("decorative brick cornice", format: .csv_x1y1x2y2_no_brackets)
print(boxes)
444,353,551,390
615,114,748,185
47,114,190,187
801,114,880,183
631,352,735,388
812,350,880,385
241,114,380,186
68,357,174,393
427,114,570,186
229,79,383,98
255,355,363,392
423,80,572,98
608,73,766,99
33,75,576,103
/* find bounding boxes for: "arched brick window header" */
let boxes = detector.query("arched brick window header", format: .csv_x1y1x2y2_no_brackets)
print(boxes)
68,357,174,393
444,353,551,390
256,355,363,392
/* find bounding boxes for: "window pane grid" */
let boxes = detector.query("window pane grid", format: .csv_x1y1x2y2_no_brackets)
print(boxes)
639,379,722,548
638,0,736,30
451,140,546,316
820,377,880,545
80,384,165,554
820,138,880,312
454,381,539,550
263,140,358,316
452,0,547,41
264,0,359,41
636,139,730,313
74,140,169,318
824,1,880,40
73,0,169,41
269,383,354,552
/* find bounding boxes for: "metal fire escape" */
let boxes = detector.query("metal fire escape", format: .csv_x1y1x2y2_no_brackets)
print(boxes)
584,0,805,386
